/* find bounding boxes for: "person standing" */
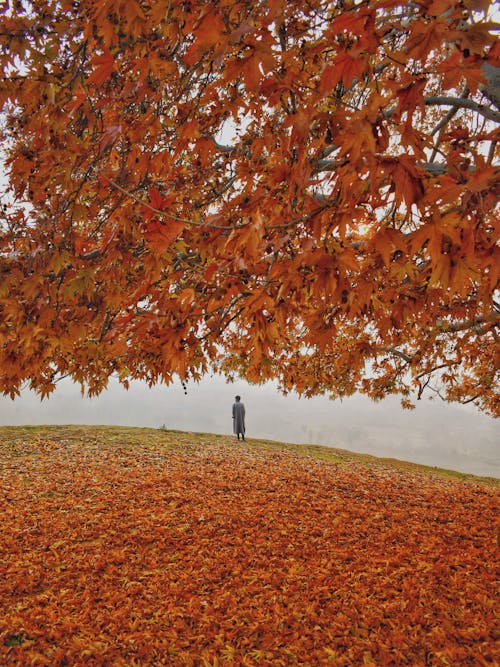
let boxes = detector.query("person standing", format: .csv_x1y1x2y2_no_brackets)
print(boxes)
232,395,246,441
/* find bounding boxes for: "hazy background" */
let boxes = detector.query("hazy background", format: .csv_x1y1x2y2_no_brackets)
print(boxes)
0,376,498,478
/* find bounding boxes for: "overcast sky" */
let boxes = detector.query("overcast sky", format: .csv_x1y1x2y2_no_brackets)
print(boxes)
0,377,498,478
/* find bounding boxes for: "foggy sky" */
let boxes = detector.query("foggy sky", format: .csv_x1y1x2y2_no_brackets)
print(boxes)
0,376,498,478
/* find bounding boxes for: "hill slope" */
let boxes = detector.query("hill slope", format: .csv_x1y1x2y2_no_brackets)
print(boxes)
1,426,498,666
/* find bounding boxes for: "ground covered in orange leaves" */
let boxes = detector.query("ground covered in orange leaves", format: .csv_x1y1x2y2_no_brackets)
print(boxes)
0,426,498,666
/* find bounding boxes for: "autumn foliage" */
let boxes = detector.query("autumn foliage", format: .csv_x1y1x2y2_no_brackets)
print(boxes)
0,426,498,666
0,1,499,412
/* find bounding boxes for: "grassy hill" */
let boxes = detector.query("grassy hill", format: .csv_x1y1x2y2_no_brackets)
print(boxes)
1,426,498,666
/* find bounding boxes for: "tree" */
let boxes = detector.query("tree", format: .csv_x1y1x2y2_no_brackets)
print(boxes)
0,0,498,415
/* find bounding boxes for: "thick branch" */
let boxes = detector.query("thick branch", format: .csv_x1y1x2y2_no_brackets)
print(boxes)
211,138,236,153
431,103,462,136
424,95,500,124
436,313,500,334
316,157,451,176
379,346,413,363
377,314,499,366
481,64,500,111
430,88,469,164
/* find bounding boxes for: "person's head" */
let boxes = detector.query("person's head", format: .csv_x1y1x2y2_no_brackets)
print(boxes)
235,395,241,402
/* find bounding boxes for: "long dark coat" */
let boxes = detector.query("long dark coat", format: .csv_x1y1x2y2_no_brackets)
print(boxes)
232,401,246,435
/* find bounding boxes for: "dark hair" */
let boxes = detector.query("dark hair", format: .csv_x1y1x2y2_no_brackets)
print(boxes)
235,395,241,401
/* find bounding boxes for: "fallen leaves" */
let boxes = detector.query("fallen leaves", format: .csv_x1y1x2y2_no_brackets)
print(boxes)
0,426,498,666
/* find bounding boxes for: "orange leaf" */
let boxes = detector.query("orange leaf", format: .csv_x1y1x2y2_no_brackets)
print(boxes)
320,53,367,95
87,48,114,87
144,218,184,253
396,78,426,122
193,11,226,49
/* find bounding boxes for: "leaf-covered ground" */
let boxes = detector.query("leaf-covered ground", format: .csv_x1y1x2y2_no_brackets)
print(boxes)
0,426,498,666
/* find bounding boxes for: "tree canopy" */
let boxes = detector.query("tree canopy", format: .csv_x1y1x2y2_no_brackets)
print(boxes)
0,0,499,415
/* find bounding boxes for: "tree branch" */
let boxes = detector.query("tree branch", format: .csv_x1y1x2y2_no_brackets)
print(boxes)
429,88,470,162
316,157,451,176
424,96,500,124
210,138,236,154
460,393,482,405
108,179,203,226
481,64,500,111
379,346,413,363
414,362,453,381
107,179,243,230
436,313,500,334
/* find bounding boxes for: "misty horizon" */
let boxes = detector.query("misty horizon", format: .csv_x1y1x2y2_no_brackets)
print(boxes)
0,376,498,478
